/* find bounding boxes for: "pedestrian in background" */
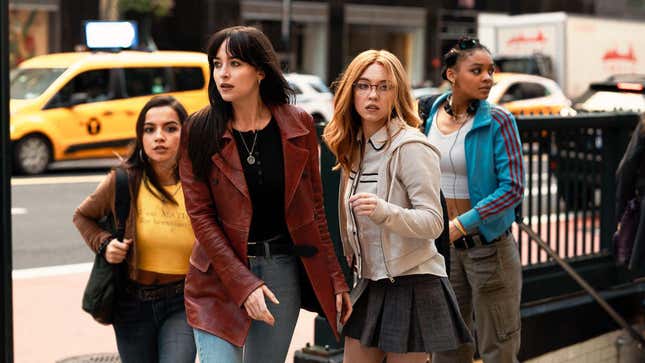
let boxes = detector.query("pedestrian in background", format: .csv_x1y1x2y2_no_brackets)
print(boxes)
73,95,196,363
615,113,645,273
178,26,351,363
324,49,472,363
421,37,525,363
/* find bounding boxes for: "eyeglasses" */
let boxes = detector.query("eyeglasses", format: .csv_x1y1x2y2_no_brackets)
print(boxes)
457,38,480,50
353,82,394,95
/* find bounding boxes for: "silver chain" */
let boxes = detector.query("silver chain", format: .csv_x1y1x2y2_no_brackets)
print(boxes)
236,130,259,165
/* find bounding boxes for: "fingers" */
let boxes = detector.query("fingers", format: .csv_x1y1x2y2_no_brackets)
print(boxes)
340,292,353,324
244,286,276,326
262,285,280,305
349,193,378,216
336,293,342,314
105,239,130,264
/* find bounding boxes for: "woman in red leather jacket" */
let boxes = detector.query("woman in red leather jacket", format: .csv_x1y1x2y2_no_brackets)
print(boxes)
178,26,351,363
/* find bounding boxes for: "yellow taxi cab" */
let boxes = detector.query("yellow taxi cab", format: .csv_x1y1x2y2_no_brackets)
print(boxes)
10,50,209,174
488,72,572,116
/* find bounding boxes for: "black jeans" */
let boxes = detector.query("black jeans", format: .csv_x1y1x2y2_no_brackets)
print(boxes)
113,286,195,363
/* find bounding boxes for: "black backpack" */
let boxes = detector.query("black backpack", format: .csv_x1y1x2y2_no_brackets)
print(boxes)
418,94,451,274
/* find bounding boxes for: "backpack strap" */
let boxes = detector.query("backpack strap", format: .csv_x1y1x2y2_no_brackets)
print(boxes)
418,94,442,132
113,168,131,241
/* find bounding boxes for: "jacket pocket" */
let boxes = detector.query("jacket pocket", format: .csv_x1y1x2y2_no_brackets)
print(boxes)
189,244,211,273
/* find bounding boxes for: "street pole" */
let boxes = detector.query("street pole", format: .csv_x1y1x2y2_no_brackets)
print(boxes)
0,0,15,360
281,0,291,70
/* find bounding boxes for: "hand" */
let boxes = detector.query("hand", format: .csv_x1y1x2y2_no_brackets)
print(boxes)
244,285,279,326
349,193,378,216
105,238,132,264
336,292,353,325
448,221,464,243
345,255,354,268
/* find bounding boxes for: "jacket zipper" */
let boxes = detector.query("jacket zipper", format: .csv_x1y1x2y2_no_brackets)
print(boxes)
380,146,402,284
348,166,365,279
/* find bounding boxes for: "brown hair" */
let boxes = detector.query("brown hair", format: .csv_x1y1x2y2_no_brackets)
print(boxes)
124,95,187,205
323,49,420,174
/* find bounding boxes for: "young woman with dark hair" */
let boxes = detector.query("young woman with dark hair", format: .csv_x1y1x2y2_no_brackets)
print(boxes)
73,95,196,363
178,26,351,363
421,37,526,363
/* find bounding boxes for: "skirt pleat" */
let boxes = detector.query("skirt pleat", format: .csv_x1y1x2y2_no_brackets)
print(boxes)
343,274,472,353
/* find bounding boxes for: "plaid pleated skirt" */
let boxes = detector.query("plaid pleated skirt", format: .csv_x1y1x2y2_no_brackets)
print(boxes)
343,274,472,353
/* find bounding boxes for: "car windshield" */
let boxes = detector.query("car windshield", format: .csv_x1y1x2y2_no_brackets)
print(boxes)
575,91,645,112
309,79,331,93
10,68,66,99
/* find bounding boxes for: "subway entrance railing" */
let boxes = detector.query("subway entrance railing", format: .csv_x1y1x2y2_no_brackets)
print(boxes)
305,112,644,361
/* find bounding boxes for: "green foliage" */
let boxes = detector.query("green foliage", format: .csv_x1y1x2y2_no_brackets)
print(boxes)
118,0,173,18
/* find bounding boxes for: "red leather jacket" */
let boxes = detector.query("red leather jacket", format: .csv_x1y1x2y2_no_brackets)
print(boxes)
179,104,349,347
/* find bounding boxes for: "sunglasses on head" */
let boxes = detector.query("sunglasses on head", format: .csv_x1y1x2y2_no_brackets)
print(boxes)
457,38,480,50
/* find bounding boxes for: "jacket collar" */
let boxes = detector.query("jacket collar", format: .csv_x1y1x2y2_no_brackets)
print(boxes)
357,117,406,150
429,91,493,132
217,103,310,141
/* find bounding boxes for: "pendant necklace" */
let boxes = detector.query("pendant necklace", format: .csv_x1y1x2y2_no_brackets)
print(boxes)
236,129,259,165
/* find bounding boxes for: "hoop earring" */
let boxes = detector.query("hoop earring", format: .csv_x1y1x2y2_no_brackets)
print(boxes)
139,149,147,162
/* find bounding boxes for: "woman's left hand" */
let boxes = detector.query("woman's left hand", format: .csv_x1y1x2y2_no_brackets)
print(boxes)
448,220,464,243
336,292,353,325
349,193,379,216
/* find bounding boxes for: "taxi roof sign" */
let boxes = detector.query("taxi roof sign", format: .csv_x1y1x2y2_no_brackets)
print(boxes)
83,21,138,50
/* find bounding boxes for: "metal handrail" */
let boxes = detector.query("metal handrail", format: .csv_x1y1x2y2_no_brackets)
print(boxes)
517,221,645,347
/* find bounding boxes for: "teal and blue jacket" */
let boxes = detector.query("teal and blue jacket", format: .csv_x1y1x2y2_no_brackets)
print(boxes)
424,92,525,242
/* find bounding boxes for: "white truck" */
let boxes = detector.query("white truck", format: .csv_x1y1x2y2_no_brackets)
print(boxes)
478,12,645,98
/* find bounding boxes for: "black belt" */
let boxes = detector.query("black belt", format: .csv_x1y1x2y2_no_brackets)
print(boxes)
247,234,318,258
453,229,511,250
125,280,184,302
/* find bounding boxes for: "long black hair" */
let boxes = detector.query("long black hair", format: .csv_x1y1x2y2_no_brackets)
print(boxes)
187,26,293,181
124,95,188,205
441,36,492,81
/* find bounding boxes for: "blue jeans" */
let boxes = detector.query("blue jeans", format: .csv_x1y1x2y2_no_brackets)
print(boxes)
194,254,301,363
113,288,196,363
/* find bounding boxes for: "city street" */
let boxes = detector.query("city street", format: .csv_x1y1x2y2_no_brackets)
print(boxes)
10,160,320,363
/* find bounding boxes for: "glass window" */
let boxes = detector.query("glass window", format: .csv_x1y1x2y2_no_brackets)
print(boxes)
172,67,205,91
309,79,330,94
502,82,547,102
10,68,66,99
46,69,112,108
289,82,303,95
124,67,170,97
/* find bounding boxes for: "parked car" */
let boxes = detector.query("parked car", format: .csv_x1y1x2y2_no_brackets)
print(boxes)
10,50,210,174
573,75,645,113
488,72,573,116
285,73,333,124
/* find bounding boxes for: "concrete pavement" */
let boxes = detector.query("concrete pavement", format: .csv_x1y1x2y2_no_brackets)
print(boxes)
12,267,317,363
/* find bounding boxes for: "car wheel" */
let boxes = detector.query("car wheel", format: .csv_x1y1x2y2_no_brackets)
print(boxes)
14,135,52,175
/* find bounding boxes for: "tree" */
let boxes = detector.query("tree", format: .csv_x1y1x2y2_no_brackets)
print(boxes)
118,0,174,50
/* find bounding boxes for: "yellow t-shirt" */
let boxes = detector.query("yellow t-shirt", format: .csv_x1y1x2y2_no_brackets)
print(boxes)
135,180,195,274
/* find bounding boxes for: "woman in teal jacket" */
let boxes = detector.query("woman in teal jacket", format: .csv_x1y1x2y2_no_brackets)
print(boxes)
424,37,525,363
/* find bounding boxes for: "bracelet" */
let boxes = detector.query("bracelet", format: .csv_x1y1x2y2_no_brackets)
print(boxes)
452,219,467,236
97,236,113,256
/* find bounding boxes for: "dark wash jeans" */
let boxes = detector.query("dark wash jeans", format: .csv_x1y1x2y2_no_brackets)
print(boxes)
113,287,196,363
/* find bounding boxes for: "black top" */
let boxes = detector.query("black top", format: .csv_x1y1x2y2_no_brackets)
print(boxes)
232,118,292,244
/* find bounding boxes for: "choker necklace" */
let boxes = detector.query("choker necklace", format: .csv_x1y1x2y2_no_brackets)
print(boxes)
236,129,259,165
444,95,478,123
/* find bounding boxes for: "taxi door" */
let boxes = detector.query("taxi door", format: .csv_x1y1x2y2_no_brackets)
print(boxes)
43,68,129,160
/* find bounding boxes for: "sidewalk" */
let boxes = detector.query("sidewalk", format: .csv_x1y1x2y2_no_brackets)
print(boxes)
12,267,316,363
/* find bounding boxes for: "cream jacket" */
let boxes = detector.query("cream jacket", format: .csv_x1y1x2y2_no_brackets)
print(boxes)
339,119,447,283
